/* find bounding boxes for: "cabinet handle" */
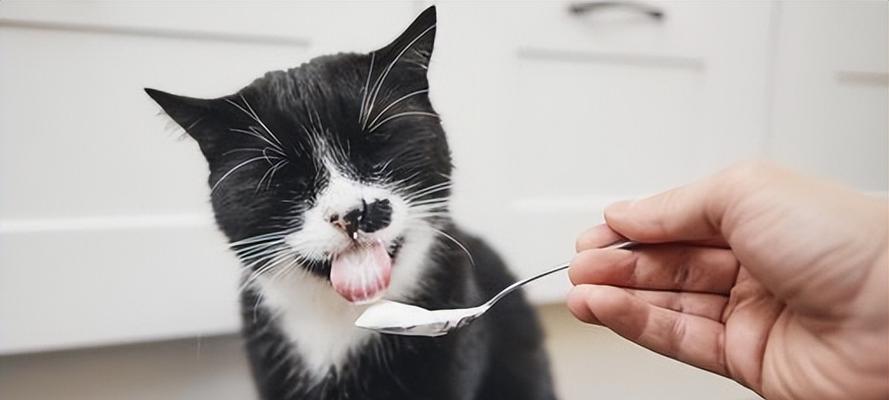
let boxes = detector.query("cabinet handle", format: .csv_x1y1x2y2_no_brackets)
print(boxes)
568,1,665,21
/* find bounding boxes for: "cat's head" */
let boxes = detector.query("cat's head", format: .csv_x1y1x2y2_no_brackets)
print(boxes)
146,7,449,304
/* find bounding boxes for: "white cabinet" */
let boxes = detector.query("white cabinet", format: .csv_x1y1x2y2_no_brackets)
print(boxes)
768,1,888,191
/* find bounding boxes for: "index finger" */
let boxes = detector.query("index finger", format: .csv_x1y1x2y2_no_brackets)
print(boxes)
602,163,770,245
575,224,626,252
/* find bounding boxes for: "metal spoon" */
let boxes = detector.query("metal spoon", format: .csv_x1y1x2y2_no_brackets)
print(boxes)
354,240,635,337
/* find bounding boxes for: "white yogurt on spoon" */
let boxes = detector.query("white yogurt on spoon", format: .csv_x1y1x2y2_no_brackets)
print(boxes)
354,300,488,337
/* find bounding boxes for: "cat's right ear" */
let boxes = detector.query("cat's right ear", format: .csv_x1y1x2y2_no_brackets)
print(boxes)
145,88,217,138
145,88,230,157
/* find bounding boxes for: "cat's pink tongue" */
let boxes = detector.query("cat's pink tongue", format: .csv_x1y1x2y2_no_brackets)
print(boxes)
330,240,392,304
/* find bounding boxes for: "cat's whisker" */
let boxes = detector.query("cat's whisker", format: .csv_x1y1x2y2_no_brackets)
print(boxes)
257,158,289,191
409,194,449,203
230,238,285,250
408,203,449,211
232,94,286,150
392,181,421,195
265,159,289,190
410,209,448,216
408,211,449,220
240,255,284,287
367,88,429,130
385,171,424,191
240,252,289,269
240,251,297,292
374,158,398,180
260,252,304,282
230,237,287,251
310,108,356,178
251,289,266,324
262,147,285,162
234,240,284,255
409,208,449,217
267,256,310,287
359,52,376,125
407,197,450,207
237,242,287,261
405,195,450,207
237,241,288,259
231,233,281,244
368,111,439,133
240,252,287,267
408,214,450,223
211,156,270,194
223,147,283,157
229,128,285,154
242,97,284,148
406,179,451,193
229,231,291,247
228,127,269,143
407,208,450,218
235,245,281,257
413,224,475,268
256,162,278,191
407,60,428,70
403,182,452,202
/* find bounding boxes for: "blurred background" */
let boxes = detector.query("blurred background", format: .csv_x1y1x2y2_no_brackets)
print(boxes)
0,1,886,399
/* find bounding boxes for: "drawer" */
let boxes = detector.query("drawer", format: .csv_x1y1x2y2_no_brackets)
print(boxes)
0,224,241,354
505,1,769,59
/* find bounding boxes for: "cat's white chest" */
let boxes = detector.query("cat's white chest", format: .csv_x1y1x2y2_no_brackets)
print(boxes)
252,228,435,378
255,272,375,378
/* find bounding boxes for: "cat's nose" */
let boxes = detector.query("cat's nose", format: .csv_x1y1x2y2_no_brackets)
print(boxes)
329,199,392,239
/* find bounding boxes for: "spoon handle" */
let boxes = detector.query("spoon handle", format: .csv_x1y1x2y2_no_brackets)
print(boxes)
484,240,636,307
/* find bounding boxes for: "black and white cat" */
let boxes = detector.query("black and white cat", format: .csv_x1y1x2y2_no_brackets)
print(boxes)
147,7,555,400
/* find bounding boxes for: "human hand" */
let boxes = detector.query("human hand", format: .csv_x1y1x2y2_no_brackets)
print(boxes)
567,162,888,399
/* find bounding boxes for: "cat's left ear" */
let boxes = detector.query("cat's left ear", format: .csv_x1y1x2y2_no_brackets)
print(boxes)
374,6,437,76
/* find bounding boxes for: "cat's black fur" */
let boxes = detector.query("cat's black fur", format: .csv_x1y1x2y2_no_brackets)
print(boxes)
146,7,555,400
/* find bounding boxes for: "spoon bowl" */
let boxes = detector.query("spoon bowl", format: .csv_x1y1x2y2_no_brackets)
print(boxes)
355,301,488,337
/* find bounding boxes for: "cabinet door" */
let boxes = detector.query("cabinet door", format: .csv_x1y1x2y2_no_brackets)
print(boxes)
768,1,888,191
435,2,772,301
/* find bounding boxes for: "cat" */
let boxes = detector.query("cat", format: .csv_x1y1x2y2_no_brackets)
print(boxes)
146,6,555,400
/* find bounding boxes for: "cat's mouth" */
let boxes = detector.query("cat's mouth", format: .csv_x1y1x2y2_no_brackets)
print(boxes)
304,236,405,304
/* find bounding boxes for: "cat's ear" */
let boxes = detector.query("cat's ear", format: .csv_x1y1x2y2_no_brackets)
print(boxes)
375,6,437,75
145,88,233,157
145,88,219,137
